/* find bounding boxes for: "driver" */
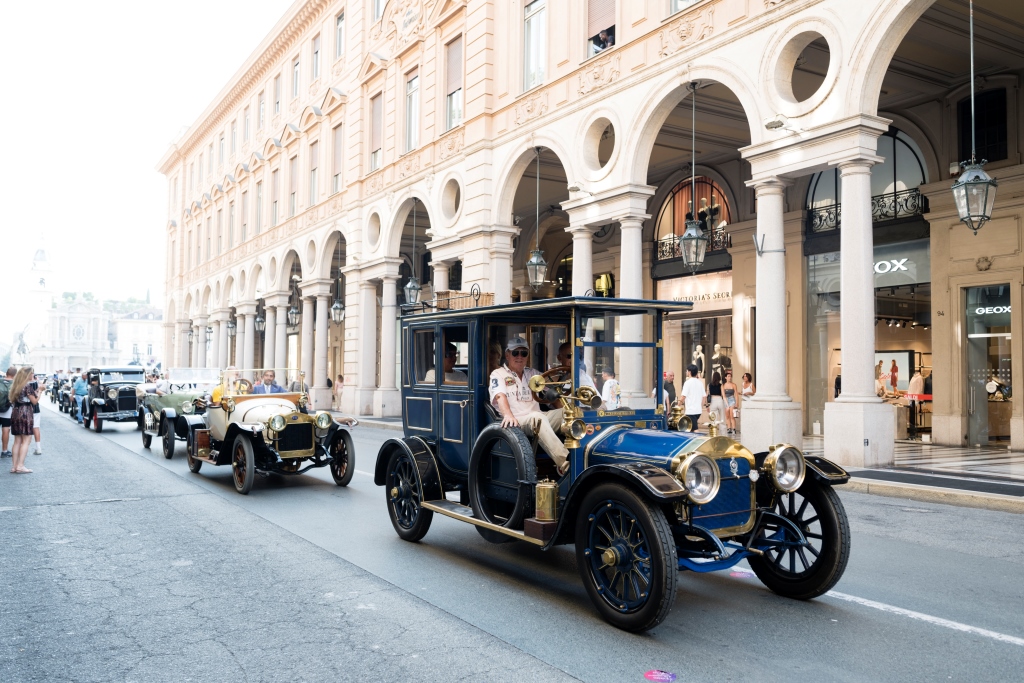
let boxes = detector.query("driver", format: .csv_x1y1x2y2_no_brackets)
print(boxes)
555,342,597,391
489,337,570,477
252,369,285,394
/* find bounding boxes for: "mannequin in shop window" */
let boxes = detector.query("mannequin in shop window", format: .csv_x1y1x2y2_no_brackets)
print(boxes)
692,345,705,379
890,359,899,392
708,194,724,229
711,343,730,380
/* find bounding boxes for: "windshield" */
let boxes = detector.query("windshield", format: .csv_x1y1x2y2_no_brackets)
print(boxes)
219,368,306,398
579,310,661,411
100,371,144,383
164,367,222,384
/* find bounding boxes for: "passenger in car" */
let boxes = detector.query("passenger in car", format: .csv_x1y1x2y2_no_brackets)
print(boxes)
424,343,468,385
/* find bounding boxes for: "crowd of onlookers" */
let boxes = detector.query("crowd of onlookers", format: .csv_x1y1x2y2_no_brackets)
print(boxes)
1,365,45,473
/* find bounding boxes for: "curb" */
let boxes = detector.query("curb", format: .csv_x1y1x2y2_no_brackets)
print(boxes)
842,478,1024,515
353,419,404,433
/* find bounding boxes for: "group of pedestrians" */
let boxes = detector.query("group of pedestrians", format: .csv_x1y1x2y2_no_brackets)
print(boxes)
677,366,756,434
1,366,43,473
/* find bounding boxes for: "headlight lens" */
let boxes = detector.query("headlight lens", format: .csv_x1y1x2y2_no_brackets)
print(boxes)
765,446,806,493
676,454,720,505
269,415,286,432
567,418,587,440
315,411,333,429
182,401,194,415
224,397,236,413
107,387,118,400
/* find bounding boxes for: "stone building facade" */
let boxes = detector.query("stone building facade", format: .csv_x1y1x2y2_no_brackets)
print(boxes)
158,0,1024,467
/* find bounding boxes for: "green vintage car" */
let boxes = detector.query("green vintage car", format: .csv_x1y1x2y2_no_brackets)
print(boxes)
137,368,220,459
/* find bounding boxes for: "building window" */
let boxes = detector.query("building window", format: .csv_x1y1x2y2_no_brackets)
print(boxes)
524,0,546,91
335,12,345,57
588,0,615,57
405,69,419,151
445,37,463,130
244,107,251,140
374,0,384,21
312,35,320,79
206,217,212,260
274,75,281,114
189,163,194,190
208,144,214,172
670,0,700,14
289,156,298,216
333,124,343,193
309,141,319,206
241,191,248,241
219,135,225,164
959,88,1008,164
172,177,178,211
272,170,280,225
255,182,263,233
187,230,193,267
228,201,235,248
147,344,153,356
292,59,300,99
654,176,733,261
259,92,266,128
216,209,223,254
231,121,237,154
198,155,203,184
370,94,383,171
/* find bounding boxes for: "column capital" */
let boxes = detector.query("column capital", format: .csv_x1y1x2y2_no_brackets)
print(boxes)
566,224,600,237
829,154,884,173
744,177,792,195
380,274,400,285
194,314,209,325
262,291,291,308
616,215,649,229
359,280,377,292
234,301,258,316
300,279,334,298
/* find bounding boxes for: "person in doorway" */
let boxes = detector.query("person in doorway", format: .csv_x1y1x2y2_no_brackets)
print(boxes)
333,374,345,410
680,365,706,433
73,372,89,424
722,371,739,435
601,369,621,410
9,366,39,474
0,366,14,458
706,372,727,429
489,337,570,477
253,369,286,394
741,372,756,398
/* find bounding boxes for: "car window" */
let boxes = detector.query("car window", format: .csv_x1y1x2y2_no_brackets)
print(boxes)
413,329,436,385
441,326,470,386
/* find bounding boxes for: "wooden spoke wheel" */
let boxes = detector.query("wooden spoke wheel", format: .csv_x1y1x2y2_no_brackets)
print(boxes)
329,431,355,487
231,435,256,494
185,431,203,473
162,418,176,459
385,448,432,542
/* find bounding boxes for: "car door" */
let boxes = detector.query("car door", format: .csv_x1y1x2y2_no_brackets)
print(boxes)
437,323,475,473
404,324,438,441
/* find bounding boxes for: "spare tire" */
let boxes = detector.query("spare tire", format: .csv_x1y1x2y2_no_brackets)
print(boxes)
468,424,537,543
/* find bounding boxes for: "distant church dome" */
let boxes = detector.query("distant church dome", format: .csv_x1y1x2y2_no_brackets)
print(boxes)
34,248,48,263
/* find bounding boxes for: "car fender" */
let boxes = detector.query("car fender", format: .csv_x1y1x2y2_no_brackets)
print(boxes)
752,451,850,487
552,463,688,547
373,437,442,503
91,398,106,406
157,408,178,436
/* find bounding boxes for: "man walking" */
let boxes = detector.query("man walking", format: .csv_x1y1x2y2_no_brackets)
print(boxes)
73,372,89,423
680,365,706,433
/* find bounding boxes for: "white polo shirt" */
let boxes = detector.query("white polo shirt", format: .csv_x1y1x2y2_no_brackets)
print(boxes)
489,364,541,420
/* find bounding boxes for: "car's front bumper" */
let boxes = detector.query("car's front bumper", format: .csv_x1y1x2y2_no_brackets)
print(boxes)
96,410,137,422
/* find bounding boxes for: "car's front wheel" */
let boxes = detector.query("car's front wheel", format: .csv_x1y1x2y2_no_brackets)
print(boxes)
385,448,432,542
231,435,256,494
92,410,103,433
575,483,678,633
748,482,851,600
162,418,175,459
185,432,203,474
329,431,355,487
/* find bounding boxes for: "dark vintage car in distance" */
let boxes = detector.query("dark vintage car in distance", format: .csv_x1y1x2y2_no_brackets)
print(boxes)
80,366,146,432
374,295,852,632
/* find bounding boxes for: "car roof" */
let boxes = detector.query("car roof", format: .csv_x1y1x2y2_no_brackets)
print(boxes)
88,367,146,373
400,296,694,322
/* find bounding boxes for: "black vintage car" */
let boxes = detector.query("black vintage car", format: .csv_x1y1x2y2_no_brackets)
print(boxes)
80,367,145,432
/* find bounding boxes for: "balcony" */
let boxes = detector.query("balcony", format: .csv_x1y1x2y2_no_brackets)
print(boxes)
656,227,732,261
807,188,928,234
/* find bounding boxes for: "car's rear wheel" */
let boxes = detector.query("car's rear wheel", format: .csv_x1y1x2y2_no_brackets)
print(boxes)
92,411,103,433
185,431,203,473
575,483,677,633
141,429,152,449
329,431,355,486
467,424,536,543
162,418,175,459
231,435,255,494
385,448,432,542
748,482,851,600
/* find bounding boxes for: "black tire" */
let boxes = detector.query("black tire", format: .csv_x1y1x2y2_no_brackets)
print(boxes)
92,410,103,433
135,411,144,431
467,424,537,543
575,483,678,633
329,431,355,487
185,431,203,473
162,418,175,459
748,482,851,600
142,430,152,449
385,447,433,542
231,435,255,494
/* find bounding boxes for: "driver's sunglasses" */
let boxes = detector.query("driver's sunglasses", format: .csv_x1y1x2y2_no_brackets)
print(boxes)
509,349,529,358
444,350,457,359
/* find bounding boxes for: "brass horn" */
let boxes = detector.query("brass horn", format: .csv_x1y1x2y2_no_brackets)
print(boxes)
575,385,603,410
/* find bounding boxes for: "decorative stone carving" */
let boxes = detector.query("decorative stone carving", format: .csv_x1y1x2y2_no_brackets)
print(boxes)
659,7,715,58
397,153,421,178
976,256,993,271
330,196,344,215
386,191,396,209
332,59,345,78
438,128,465,159
765,0,784,7
514,92,549,126
289,99,300,114
424,172,435,192
578,54,621,96
308,79,321,96
366,171,385,195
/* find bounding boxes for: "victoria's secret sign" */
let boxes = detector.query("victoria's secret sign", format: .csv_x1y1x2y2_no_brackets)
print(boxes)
657,272,733,313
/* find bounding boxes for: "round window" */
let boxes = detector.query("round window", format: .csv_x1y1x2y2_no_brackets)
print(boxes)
73,325,85,341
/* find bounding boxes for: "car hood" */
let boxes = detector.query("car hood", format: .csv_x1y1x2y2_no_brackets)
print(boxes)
587,428,754,469
237,398,299,424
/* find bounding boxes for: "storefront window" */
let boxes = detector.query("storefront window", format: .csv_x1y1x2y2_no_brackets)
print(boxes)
655,177,732,260
965,285,1012,445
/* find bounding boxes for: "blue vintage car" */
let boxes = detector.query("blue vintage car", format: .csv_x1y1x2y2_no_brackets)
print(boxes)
374,296,851,632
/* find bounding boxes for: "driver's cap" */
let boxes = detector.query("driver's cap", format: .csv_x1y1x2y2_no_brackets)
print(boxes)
506,337,528,352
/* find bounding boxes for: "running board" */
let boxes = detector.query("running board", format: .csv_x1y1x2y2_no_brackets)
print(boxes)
420,500,545,546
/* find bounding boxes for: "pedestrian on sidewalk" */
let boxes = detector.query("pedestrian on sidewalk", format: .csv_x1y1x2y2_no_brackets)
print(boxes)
32,386,43,454
333,374,344,410
73,371,89,423
722,371,738,435
706,372,727,429
9,366,39,474
680,365,706,433
0,366,14,458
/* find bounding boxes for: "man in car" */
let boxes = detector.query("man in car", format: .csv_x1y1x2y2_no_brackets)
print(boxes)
489,337,570,476
555,342,597,391
252,369,286,394
424,342,469,385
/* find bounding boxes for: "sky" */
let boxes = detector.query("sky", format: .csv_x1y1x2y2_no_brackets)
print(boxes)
0,0,293,344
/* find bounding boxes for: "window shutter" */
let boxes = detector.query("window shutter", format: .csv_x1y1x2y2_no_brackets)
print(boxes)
371,95,383,150
446,36,463,96
310,141,319,171
333,124,343,173
588,0,615,37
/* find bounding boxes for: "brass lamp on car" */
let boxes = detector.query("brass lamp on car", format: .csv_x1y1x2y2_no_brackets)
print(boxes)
762,444,806,493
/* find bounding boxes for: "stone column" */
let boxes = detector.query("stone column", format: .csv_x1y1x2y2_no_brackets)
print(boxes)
432,261,450,295
490,229,516,305
243,311,256,371
218,318,229,369
375,276,401,416
824,158,895,467
263,306,277,369
275,306,289,369
568,225,597,296
314,294,330,407
357,280,378,415
177,321,191,368
234,314,246,369
191,325,200,367
618,217,647,400
208,317,220,368
739,179,802,450
300,297,314,390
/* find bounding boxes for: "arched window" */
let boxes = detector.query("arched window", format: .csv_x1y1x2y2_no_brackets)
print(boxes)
806,127,928,232
655,176,733,260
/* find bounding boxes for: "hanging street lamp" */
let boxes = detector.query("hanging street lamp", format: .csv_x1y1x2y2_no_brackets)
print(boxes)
681,81,708,275
404,199,422,305
952,0,998,235
254,313,266,333
330,241,346,323
187,328,194,343
528,147,548,290
287,278,301,327
226,320,237,338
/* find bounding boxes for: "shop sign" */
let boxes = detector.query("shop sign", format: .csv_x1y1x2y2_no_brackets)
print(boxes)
873,240,930,287
656,271,732,313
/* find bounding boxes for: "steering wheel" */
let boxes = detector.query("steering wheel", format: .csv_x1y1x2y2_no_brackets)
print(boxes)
532,366,570,404
235,378,253,395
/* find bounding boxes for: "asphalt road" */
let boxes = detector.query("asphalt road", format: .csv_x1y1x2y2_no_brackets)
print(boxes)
4,404,1024,682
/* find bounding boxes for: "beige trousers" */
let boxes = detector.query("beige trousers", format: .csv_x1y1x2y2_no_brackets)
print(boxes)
518,410,569,467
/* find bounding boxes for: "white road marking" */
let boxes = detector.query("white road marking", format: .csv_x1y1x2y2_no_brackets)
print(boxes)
828,591,1024,647
355,469,374,477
